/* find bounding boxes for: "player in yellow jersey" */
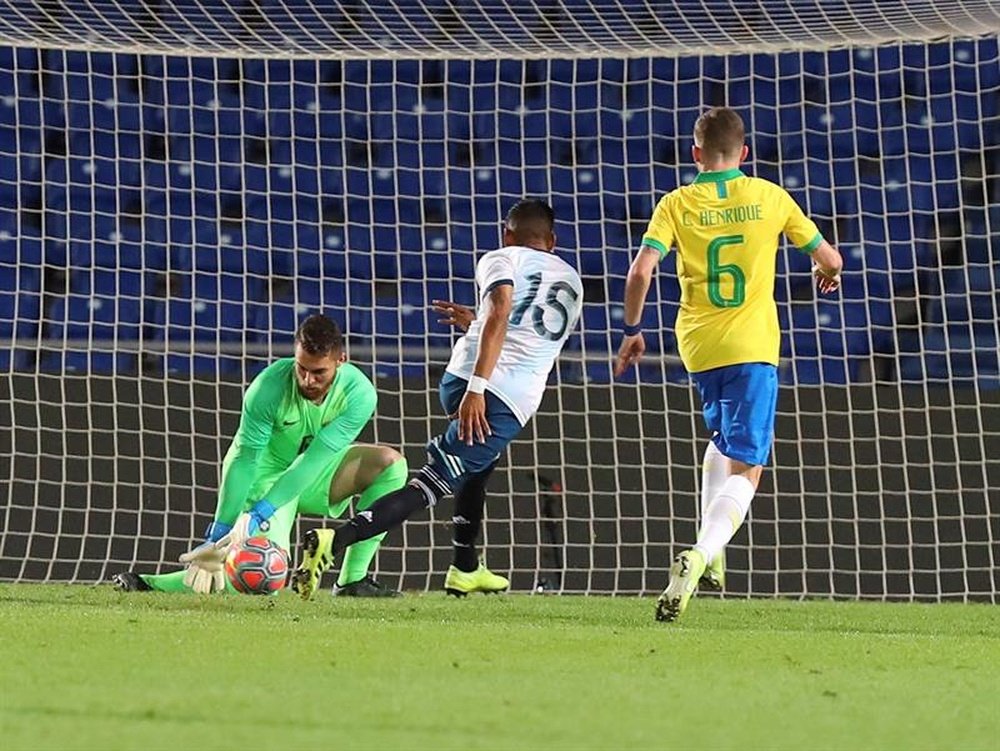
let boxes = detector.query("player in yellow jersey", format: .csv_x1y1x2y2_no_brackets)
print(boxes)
614,107,843,622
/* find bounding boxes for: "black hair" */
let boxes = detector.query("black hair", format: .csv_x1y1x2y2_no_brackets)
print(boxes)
505,198,555,242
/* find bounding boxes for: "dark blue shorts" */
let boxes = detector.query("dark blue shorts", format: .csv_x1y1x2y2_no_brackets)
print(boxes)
425,373,523,491
690,363,778,466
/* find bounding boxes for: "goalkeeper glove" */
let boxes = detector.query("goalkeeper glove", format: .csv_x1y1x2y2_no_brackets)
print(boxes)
181,552,225,594
211,500,277,552
178,520,232,594
178,501,277,594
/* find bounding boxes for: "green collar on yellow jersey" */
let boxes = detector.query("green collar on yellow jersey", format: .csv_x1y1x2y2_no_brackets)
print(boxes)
692,168,744,183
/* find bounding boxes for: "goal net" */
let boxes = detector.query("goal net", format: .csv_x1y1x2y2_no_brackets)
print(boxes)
1,1,997,601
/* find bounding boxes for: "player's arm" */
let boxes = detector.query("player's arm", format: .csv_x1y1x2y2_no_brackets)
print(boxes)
810,239,843,294
615,194,673,378
432,299,474,331
458,283,513,445
260,376,377,511
781,190,843,295
614,247,661,377
204,447,262,540
179,369,279,591
208,372,280,532
471,284,512,383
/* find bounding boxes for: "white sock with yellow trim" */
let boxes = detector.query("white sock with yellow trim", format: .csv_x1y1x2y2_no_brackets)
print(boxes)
693,474,755,564
700,440,729,536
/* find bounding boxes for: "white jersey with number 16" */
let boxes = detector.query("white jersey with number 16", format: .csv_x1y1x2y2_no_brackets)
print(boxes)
446,245,584,426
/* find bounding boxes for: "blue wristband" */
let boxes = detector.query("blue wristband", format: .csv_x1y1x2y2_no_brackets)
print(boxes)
623,322,642,336
249,499,277,532
205,521,233,543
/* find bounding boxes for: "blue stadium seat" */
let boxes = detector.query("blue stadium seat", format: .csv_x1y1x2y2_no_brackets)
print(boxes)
247,299,300,348
782,302,867,364
4,38,998,382
36,270,137,375
580,306,615,351
0,126,41,198
88,268,143,342
0,261,41,335
901,323,1000,389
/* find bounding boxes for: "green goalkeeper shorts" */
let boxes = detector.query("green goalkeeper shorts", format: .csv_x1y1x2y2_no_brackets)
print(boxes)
245,444,355,551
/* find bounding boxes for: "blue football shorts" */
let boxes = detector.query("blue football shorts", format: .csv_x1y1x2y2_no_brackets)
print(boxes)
424,372,524,492
690,362,778,466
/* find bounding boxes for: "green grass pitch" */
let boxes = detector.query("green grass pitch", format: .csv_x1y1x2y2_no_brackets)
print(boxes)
1,584,997,751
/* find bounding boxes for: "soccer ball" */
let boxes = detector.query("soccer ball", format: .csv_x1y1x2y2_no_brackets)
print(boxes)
225,536,289,595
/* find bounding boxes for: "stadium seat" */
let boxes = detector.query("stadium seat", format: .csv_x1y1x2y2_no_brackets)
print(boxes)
0,262,42,340
900,323,998,389
3,38,998,384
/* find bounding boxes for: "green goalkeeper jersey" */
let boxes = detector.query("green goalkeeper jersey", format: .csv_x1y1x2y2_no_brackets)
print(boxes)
213,358,377,525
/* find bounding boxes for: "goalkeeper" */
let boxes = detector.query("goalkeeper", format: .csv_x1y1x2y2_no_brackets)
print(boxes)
112,314,407,596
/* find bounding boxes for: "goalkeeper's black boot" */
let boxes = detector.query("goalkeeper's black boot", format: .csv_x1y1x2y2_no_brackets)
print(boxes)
112,572,152,592
332,575,401,598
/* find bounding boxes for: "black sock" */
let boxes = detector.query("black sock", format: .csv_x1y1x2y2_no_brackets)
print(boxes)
451,521,480,573
451,463,496,572
332,475,443,558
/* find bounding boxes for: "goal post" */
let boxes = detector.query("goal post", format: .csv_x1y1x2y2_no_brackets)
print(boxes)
0,1,998,58
0,1,997,601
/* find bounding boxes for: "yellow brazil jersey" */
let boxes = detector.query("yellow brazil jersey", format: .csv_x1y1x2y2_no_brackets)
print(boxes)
641,168,822,373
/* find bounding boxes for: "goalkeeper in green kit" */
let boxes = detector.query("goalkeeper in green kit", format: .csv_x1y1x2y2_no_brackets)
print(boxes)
112,314,407,596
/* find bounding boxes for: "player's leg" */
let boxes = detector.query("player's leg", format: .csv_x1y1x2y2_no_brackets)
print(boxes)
656,368,726,621
291,444,406,600
698,440,730,591
332,445,407,596
656,363,777,622
431,374,514,594
694,457,761,566
692,364,775,566
113,569,172,592
650,366,724,614
324,375,520,592
654,454,758,614
443,460,509,596
450,461,497,572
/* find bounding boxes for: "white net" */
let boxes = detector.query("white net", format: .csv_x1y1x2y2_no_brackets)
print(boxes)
0,1,997,600
0,0,998,58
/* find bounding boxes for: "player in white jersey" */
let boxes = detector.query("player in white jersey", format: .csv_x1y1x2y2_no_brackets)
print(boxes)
290,199,584,598
444,235,583,425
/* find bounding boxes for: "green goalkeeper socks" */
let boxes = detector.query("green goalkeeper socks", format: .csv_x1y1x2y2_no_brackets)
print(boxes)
337,457,407,586
139,570,189,593
138,569,243,593
141,569,251,594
